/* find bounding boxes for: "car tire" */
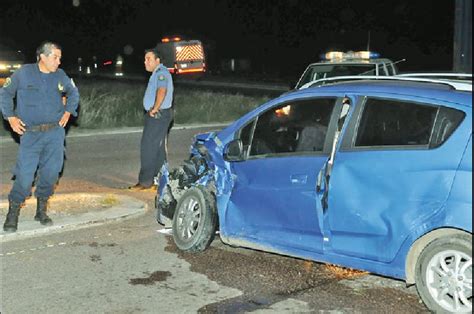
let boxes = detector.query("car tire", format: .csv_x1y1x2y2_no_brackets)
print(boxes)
172,186,217,252
415,234,472,313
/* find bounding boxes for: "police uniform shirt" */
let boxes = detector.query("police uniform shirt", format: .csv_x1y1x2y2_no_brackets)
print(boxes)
143,64,173,111
0,63,79,127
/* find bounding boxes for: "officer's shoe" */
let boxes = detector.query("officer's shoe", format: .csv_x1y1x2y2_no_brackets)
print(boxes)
3,201,22,232
34,197,53,226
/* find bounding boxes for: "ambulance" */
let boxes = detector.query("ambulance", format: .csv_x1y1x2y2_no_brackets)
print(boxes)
156,36,206,75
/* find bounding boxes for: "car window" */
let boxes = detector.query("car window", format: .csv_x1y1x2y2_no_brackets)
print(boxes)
238,120,255,157
297,64,376,88
355,98,438,147
249,98,336,156
430,106,466,148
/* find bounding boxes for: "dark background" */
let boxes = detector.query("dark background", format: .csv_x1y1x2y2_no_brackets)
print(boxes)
0,0,456,78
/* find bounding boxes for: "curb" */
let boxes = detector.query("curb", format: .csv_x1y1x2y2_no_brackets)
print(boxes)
0,194,147,243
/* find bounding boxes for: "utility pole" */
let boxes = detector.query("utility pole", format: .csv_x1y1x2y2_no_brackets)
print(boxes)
453,0,472,73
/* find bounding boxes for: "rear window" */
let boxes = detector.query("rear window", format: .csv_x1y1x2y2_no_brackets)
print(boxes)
355,98,438,147
354,98,466,148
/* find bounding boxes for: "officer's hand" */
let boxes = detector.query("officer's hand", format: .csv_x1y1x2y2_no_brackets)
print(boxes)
8,117,26,135
148,108,159,118
59,112,71,127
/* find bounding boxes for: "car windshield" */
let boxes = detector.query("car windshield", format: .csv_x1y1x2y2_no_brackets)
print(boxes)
297,64,377,88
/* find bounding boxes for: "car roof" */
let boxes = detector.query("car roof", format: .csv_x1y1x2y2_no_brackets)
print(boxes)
292,80,472,107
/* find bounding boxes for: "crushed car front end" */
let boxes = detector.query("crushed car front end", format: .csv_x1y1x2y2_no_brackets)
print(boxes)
155,131,233,228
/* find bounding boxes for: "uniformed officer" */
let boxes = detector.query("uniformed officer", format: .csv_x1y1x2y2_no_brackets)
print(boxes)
0,41,79,232
129,48,173,190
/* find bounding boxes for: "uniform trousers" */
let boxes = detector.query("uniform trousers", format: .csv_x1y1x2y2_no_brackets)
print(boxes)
9,126,65,203
138,109,173,187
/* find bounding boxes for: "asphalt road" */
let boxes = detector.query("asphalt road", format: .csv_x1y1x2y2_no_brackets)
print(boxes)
0,126,429,313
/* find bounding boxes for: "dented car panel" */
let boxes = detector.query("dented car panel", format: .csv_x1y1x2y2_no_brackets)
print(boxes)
157,80,472,286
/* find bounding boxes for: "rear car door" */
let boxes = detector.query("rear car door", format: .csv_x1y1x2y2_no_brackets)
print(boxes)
324,95,468,263
223,97,343,253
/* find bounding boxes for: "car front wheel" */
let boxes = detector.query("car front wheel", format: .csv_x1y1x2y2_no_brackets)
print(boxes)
172,186,217,252
415,234,472,313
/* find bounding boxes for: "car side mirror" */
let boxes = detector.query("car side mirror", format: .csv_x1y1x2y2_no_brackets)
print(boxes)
223,139,244,162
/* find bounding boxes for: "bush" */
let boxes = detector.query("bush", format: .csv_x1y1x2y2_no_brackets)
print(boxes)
0,79,270,136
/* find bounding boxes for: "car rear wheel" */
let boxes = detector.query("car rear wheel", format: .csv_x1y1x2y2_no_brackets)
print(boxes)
415,234,472,313
172,186,217,252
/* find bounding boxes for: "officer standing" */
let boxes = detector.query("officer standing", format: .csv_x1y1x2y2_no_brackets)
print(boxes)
129,48,173,190
0,41,79,232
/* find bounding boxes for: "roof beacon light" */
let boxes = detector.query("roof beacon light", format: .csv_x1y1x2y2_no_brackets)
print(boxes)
322,50,381,61
324,51,344,61
354,51,380,59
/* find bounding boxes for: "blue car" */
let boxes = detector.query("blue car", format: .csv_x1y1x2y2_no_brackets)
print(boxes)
157,76,472,313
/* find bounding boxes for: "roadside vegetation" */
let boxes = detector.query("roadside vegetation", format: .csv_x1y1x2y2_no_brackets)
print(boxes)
0,79,270,136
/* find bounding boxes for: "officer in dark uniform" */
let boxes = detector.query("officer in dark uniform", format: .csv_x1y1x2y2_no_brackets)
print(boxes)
0,41,79,232
129,48,173,190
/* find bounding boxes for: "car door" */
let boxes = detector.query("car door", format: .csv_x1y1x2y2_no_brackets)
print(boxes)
322,95,468,263
223,97,343,253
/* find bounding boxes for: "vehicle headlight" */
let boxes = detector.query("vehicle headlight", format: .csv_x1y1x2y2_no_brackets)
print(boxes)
0,64,8,71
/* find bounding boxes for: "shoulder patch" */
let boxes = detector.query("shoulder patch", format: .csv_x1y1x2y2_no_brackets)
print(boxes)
3,77,11,88
158,75,165,81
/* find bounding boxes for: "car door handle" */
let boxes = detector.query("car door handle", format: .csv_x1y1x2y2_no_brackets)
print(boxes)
290,174,308,185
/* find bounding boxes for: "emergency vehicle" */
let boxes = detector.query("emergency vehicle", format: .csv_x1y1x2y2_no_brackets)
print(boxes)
156,36,206,75
295,50,399,89
0,45,23,86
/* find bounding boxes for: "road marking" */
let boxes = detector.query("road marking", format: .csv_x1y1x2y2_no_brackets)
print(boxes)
0,234,119,257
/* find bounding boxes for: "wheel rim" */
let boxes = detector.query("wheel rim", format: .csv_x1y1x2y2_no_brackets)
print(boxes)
426,249,472,313
176,195,202,242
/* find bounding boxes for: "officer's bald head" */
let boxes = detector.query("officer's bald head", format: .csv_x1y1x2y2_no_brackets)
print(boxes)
36,41,62,61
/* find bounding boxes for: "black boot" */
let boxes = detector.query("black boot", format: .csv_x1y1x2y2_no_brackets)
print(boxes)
3,201,21,232
34,197,53,226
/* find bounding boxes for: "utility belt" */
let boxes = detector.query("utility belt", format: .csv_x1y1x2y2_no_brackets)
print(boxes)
27,123,59,132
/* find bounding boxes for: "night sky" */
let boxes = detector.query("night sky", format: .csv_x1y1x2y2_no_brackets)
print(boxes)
0,0,456,77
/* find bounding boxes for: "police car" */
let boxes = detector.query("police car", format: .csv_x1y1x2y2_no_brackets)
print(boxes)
295,50,399,89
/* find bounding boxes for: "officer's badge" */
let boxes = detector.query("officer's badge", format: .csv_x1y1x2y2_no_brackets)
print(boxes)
3,77,12,88
58,82,64,92
158,75,165,81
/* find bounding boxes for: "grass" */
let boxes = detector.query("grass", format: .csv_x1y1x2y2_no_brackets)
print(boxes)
0,79,270,136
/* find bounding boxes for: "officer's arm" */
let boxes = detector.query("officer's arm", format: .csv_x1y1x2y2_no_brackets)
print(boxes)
0,73,25,134
62,73,80,116
151,87,167,112
0,73,19,119
149,73,168,115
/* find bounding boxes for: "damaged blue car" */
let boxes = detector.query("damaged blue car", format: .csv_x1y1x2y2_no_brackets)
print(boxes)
156,76,472,313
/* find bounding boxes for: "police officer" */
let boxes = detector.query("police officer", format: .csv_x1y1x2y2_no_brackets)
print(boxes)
0,41,79,232
129,48,173,190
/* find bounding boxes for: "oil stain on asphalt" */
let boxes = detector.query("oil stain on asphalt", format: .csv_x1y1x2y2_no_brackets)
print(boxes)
129,271,172,286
